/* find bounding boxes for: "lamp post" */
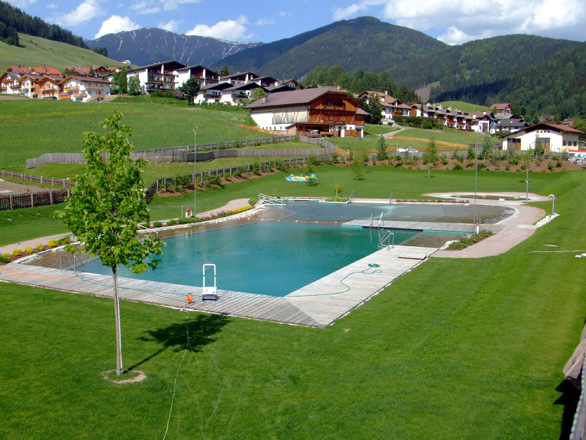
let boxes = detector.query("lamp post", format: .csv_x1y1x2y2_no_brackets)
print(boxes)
193,128,197,215
549,194,556,216
473,131,479,234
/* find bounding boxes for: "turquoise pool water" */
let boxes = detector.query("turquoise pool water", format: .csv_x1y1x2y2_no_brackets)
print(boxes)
81,201,505,296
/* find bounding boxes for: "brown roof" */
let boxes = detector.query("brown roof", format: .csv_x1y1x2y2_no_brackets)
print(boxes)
490,103,511,110
245,86,352,109
59,75,112,85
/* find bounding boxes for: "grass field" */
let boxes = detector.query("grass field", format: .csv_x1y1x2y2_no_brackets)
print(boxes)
0,34,125,73
330,126,494,153
1,168,585,438
0,99,270,172
437,101,491,113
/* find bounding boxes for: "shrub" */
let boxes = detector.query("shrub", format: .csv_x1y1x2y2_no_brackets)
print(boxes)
153,222,163,228
13,249,22,256
57,236,70,245
548,161,555,171
0,253,11,263
252,161,261,176
452,163,463,170
36,244,44,251
167,219,178,226
309,154,320,165
448,230,494,249
25,246,34,254
48,239,58,248
249,197,258,206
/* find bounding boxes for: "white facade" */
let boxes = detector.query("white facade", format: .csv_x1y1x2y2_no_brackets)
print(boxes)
61,77,111,102
251,105,309,131
503,125,582,153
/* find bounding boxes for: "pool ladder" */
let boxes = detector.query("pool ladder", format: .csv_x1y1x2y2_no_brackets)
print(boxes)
376,211,395,250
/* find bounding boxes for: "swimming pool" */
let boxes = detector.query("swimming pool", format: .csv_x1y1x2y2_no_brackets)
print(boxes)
81,200,507,297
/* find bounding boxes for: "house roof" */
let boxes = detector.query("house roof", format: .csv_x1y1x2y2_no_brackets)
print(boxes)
127,61,186,73
245,86,354,109
501,122,584,138
490,103,512,111
59,75,112,85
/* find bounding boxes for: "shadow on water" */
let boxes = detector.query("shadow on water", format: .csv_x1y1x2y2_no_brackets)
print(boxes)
128,314,230,371
555,379,581,440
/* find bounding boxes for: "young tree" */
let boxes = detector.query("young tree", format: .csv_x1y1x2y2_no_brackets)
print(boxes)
245,87,266,104
127,75,141,95
55,112,164,376
376,135,388,161
112,66,128,95
179,77,201,104
220,65,230,76
481,135,492,159
424,137,438,164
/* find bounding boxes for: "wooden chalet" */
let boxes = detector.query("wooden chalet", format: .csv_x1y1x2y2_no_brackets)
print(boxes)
246,86,366,138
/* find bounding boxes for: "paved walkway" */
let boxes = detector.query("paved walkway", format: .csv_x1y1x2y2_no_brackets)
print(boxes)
429,192,552,258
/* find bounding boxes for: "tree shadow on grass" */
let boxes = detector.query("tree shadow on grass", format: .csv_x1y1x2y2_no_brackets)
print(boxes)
555,379,581,440
127,314,230,371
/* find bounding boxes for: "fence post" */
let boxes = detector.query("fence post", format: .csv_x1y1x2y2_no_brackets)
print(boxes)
30,193,34,208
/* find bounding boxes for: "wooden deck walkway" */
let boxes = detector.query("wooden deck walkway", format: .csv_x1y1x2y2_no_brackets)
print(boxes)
0,245,438,328
342,220,503,234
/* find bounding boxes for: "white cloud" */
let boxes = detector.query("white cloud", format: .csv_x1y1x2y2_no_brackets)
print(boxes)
46,3,58,9
95,15,140,38
55,0,103,27
130,0,160,14
163,0,202,12
186,15,252,41
158,19,182,32
381,0,586,42
331,0,586,43
332,0,385,21
256,17,275,26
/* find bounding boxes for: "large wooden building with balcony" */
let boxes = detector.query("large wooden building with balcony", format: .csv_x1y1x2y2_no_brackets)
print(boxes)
245,86,366,138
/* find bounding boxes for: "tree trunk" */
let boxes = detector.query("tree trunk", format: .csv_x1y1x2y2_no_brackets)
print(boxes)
112,265,124,375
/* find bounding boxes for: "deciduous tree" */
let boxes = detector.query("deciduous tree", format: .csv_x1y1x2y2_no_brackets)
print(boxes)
55,112,164,376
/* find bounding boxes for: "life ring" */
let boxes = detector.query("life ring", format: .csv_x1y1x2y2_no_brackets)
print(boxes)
186,208,192,218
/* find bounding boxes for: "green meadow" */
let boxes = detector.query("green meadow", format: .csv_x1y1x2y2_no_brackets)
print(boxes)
1,98,586,438
1,168,585,439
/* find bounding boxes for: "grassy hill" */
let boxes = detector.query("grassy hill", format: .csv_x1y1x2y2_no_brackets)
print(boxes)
437,101,490,113
0,98,269,172
0,33,125,72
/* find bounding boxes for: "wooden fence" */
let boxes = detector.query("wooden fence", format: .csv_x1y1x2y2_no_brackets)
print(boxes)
26,135,337,168
0,189,70,210
4,136,338,209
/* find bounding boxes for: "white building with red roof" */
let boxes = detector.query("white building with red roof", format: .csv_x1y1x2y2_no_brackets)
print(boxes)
59,76,112,102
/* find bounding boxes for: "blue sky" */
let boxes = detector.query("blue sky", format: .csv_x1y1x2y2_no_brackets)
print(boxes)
5,0,586,45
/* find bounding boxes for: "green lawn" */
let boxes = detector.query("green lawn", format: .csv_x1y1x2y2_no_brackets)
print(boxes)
330,127,496,153
0,99,271,172
1,169,585,438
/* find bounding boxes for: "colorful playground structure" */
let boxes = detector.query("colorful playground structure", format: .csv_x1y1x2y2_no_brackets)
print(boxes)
286,173,317,182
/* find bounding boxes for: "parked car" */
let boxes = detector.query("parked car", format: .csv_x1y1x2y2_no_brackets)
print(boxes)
397,147,419,154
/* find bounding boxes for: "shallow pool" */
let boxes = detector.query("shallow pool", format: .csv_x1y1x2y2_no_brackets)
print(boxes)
80,201,507,296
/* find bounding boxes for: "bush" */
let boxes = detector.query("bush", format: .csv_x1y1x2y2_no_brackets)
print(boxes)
548,161,555,171
0,253,11,263
167,219,178,226
36,244,44,251
309,154,320,165
57,236,70,245
452,163,463,170
248,197,258,206
48,240,58,248
449,230,493,249
153,222,163,228
13,249,22,256
25,246,34,254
